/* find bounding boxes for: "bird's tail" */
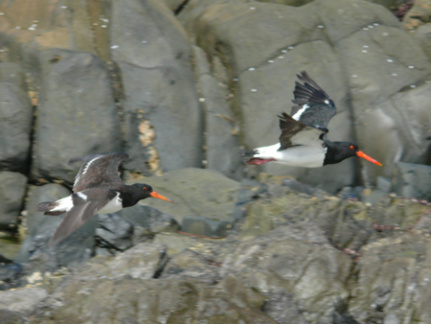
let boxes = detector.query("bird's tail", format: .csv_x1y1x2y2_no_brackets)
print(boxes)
241,149,259,164
37,201,65,216
242,149,257,157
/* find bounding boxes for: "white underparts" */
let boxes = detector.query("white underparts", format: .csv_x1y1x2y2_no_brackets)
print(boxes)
254,143,326,168
97,192,123,214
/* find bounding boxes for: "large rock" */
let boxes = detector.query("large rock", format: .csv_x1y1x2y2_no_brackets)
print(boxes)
349,233,431,323
0,0,104,57
194,46,243,180
182,0,431,192
0,287,48,315
110,0,202,175
0,171,27,231
360,83,431,182
0,63,32,173
31,49,122,183
4,176,431,323
221,226,352,323
394,162,431,200
131,168,241,237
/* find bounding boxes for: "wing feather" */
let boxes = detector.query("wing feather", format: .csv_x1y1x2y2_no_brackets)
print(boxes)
290,71,337,130
49,189,117,246
72,153,128,192
278,112,325,150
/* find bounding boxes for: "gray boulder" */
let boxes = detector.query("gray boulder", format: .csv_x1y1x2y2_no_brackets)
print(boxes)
413,23,431,60
133,168,241,237
17,184,95,270
0,287,48,317
349,233,431,323
0,171,27,231
194,46,243,180
31,49,122,183
361,82,431,182
183,0,431,192
95,214,134,252
0,63,32,173
119,205,179,235
111,0,202,175
394,162,431,200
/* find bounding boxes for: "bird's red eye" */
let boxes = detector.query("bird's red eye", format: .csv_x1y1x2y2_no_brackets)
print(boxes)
349,145,355,150
143,187,148,191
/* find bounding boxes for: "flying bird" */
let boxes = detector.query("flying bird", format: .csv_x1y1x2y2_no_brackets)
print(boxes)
245,71,382,167
37,152,171,246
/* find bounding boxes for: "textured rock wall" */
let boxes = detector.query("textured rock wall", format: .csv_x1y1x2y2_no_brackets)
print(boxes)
0,1,430,323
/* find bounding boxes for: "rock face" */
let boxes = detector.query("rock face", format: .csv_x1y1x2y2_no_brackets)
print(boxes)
0,0,430,323
394,162,431,200
135,168,241,236
0,63,33,173
183,0,431,192
111,0,203,175
0,172,27,231
31,49,122,183
2,177,431,323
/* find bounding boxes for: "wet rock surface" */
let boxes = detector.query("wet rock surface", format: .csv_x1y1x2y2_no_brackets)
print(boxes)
0,0,430,323
1,177,430,323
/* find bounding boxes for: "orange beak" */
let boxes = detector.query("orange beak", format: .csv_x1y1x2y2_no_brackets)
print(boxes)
356,150,382,166
150,191,173,202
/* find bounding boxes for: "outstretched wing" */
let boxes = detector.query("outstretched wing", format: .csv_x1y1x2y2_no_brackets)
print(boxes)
72,153,128,192
290,71,336,131
49,189,117,246
278,112,325,150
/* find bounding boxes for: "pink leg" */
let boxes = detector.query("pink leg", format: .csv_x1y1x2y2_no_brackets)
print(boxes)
246,158,276,165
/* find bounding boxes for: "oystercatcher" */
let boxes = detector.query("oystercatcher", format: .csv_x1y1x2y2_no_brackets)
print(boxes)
245,71,382,167
37,153,171,246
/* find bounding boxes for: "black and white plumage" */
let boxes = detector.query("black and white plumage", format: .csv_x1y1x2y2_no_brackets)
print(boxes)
37,153,171,246
245,71,382,168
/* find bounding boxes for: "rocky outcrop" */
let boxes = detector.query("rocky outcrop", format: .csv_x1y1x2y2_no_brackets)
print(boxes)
31,49,122,183
0,0,430,323
2,177,431,323
0,63,32,173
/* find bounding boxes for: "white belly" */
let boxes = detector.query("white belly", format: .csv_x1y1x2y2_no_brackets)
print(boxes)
97,192,123,214
255,143,326,168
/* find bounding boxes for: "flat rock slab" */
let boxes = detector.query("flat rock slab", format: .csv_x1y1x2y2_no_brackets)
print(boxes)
131,168,241,236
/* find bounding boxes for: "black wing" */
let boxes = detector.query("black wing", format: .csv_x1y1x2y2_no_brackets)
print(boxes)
290,71,336,131
72,153,128,192
49,189,117,246
278,112,325,150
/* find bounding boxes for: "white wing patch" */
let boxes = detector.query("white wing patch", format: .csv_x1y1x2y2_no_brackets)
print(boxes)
292,104,309,121
77,192,87,201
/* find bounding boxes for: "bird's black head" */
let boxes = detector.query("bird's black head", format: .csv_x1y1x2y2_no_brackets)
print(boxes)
131,183,171,202
131,183,153,197
324,141,382,166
